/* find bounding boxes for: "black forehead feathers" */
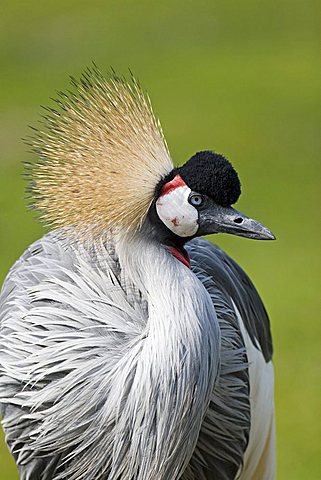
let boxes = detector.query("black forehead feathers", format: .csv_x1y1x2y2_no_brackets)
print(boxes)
177,150,241,206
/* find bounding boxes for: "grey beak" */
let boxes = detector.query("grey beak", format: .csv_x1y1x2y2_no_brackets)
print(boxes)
198,206,276,240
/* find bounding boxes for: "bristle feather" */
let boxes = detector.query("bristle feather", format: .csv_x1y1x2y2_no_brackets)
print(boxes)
27,67,173,236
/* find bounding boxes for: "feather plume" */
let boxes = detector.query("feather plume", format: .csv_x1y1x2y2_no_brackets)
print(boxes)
27,66,173,236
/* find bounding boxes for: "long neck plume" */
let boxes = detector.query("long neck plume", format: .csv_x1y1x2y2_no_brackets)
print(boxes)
111,233,220,479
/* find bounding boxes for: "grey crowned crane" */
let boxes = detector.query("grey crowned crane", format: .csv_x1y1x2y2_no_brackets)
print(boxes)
0,68,276,480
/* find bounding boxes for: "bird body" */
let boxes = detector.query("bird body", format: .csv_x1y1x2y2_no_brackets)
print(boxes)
0,68,275,479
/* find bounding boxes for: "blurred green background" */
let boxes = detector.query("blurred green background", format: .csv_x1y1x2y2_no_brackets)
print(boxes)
0,1,320,478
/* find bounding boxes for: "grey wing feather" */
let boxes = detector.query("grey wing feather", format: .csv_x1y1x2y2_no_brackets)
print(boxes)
185,238,252,480
187,237,273,362
0,233,147,480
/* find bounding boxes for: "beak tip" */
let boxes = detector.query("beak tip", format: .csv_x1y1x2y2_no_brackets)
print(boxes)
265,229,276,241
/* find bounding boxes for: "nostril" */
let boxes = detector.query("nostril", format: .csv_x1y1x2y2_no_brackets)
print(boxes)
234,217,244,224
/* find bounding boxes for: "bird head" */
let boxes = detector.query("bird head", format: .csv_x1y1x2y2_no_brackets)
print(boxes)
28,67,274,246
152,150,275,245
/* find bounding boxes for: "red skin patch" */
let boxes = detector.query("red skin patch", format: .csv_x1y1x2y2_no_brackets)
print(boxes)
160,174,186,196
169,246,191,269
171,217,179,226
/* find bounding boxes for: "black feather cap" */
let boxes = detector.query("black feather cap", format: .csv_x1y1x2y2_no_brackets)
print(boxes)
158,151,241,207
177,151,241,206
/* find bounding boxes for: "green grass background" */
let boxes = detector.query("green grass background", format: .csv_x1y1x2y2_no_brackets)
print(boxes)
0,1,320,478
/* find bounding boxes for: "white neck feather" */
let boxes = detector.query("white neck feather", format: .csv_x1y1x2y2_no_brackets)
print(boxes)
113,233,220,479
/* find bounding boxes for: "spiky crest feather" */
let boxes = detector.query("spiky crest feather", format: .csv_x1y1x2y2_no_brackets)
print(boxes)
27,67,173,236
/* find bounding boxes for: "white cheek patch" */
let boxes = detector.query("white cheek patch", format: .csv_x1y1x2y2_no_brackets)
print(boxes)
156,184,199,237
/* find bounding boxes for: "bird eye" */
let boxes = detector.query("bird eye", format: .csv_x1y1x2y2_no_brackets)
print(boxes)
189,194,204,207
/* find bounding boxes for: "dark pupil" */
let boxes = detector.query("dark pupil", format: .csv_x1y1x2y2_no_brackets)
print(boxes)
192,195,202,205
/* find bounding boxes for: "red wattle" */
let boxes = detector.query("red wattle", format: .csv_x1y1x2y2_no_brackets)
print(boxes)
168,246,191,269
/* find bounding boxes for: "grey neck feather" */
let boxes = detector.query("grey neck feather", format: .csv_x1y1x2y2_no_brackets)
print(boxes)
112,231,221,479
